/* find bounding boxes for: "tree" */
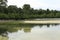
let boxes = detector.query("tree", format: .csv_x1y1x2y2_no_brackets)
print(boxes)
23,4,31,10
22,4,31,18
46,9,50,14
0,0,7,7
8,5,18,13
18,8,23,13
0,6,8,13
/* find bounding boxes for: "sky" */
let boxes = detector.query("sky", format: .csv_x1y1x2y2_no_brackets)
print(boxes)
7,0,60,10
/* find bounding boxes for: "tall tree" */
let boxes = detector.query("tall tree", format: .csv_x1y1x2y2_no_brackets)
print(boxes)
23,4,31,10
46,9,50,14
22,4,31,18
0,0,7,7
8,5,18,13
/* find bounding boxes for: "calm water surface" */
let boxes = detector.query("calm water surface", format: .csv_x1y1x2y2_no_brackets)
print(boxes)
0,24,60,40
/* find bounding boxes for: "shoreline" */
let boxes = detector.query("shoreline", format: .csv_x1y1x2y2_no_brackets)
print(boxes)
0,20,60,24
23,20,60,24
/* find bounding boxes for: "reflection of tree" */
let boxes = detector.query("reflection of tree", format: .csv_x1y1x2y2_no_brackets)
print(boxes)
7,26,32,33
0,24,59,34
0,28,8,40
0,35,8,40
23,27,31,33
21,24,34,33
7,27,22,33
39,25,43,28
0,28,7,34
47,24,50,27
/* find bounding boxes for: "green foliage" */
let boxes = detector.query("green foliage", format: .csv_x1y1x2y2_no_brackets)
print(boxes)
0,0,7,7
23,4,31,10
0,4,60,20
8,5,18,13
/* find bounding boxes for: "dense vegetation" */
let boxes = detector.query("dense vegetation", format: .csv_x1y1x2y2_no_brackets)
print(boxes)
0,0,60,20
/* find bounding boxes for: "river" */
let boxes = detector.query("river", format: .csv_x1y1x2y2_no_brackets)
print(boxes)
0,24,60,40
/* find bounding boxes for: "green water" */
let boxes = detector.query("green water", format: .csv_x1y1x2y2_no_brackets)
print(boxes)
0,24,60,40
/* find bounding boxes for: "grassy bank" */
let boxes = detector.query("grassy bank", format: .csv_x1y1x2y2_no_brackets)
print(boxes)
0,20,23,25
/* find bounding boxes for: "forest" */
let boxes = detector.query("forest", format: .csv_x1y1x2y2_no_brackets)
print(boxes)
0,0,60,20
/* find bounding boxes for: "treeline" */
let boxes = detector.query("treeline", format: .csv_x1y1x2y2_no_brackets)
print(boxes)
0,4,60,20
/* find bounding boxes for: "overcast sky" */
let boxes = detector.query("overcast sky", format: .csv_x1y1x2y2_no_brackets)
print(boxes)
7,0,60,10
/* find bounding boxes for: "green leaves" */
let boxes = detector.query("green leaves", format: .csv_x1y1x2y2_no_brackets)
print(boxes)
0,4,60,20
0,0,7,7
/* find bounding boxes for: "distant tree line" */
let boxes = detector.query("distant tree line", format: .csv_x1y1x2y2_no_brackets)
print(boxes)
0,0,60,20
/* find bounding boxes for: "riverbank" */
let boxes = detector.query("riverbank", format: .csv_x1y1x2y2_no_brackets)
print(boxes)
23,20,60,24
0,19,60,24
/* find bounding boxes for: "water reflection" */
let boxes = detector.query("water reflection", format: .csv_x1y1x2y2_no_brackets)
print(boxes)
8,24,60,40
23,27,31,33
0,24,59,33
0,24,59,40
